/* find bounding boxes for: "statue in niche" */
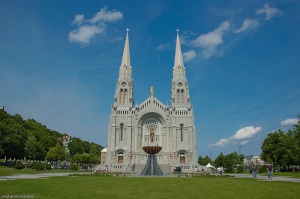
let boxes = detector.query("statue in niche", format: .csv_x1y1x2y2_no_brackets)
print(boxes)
150,129,155,142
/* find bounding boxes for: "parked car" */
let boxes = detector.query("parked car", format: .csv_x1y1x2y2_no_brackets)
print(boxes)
173,166,182,173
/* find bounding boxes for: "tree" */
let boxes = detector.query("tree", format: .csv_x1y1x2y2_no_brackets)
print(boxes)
215,152,225,167
198,155,212,165
224,151,243,168
68,137,84,156
25,135,46,160
46,143,66,161
0,115,27,159
261,130,297,169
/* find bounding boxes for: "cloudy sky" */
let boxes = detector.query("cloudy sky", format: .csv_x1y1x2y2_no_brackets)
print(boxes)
1,0,299,159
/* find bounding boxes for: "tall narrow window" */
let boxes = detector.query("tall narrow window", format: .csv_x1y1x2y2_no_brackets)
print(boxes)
120,123,124,142
180,124,184,142
177,89,180,104
119,89,123,104
181,89,185,104
124,89,127,105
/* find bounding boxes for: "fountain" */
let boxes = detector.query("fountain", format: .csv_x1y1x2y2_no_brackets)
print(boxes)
141,129,164,176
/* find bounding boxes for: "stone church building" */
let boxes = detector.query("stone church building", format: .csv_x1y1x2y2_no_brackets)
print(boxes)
104,30,197,173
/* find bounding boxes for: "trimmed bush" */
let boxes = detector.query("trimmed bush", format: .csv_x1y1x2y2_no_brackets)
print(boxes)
226,166,234,173
259,165,267,173
70,164,78,171
45,164,52,170
236,166,244,173
14,163,25,170
31,162,44,171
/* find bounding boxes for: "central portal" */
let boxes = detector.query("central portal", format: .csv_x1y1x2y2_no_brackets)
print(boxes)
141,120,163,176
141,132,163,176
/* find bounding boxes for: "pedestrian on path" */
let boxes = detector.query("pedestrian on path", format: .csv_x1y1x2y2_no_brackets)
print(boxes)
267,164,273,180
252,165,257,178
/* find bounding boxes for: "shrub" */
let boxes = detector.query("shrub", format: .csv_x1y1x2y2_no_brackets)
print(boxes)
70,164,78,171
259,165,267,173
236,166,244,173
31,162,44,171
45,164,52,170
226,166,234,173
14,163,25,170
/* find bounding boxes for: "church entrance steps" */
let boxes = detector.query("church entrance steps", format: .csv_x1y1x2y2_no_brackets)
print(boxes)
133,164,171,174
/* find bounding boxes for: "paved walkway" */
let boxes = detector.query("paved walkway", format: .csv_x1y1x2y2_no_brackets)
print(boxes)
1,173,299,183
0,172,69,181
230,173,300,183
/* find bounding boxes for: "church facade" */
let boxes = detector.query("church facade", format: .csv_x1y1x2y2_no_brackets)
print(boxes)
105,30,197,173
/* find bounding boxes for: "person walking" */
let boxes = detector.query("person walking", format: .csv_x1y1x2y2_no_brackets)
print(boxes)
267,164,273,180
252,165,257,178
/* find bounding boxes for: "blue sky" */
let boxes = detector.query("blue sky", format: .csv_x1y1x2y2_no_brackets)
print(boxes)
1,0,299,159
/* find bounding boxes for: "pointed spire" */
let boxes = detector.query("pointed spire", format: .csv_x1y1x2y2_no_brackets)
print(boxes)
118,29,132,81
173,29,186,80
121,28,131,68
174,29,184,69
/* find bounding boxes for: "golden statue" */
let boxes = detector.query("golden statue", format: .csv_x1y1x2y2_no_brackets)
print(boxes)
150,86,154,96
150,129,155,142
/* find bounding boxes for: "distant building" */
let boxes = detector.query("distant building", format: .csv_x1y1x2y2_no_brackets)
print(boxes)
100,148,107,165
105,30,197,173
244,155,265,166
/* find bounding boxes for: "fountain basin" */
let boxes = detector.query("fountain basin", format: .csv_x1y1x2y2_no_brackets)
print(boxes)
142,146,162,154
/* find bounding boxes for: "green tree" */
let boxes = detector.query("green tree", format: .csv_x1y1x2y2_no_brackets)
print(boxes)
0,113,27,159
46,143,66,161
68,137,84,155
214,152,225,167
89,143,102,155
224,151,243,168
261,130,297,169
198,155,212,165
25,135,46,160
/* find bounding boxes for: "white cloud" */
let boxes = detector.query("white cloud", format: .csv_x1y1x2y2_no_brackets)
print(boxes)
211,126,261,148
281,118,299,126
232,126,262,140
211,138,229,147
69,25,103,44
72,14,84,25
155,44,169,51
90,7,123,23
256,3,283,21
193,21,231,58
183,50,196,61
68,7,123,45
234,19,260,33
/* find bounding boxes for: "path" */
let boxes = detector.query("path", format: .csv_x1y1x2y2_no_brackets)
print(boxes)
230,173,300,183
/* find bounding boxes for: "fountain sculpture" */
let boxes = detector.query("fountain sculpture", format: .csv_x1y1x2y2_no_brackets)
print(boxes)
141,129,164,176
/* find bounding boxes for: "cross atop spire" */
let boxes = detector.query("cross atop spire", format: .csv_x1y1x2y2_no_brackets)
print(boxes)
126,28,129,32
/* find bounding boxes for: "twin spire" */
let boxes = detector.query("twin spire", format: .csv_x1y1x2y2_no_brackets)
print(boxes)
119,28,186,81
119,28,132,81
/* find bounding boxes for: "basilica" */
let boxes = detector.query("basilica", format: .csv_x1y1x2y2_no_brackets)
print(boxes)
103,30,198,173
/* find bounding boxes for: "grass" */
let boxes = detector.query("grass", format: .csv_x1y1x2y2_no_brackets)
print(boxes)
0,166,86,176
0,175,299,199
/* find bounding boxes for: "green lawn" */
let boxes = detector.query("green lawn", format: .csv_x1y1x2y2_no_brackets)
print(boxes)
0,175,299,199
0,166,85,176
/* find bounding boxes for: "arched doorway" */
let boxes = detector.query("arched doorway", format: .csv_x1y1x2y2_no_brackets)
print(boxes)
118,152,124,163
179,153,186,163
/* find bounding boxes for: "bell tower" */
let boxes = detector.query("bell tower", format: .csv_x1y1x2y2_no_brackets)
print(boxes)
171,29,191,109
113,28,134,108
